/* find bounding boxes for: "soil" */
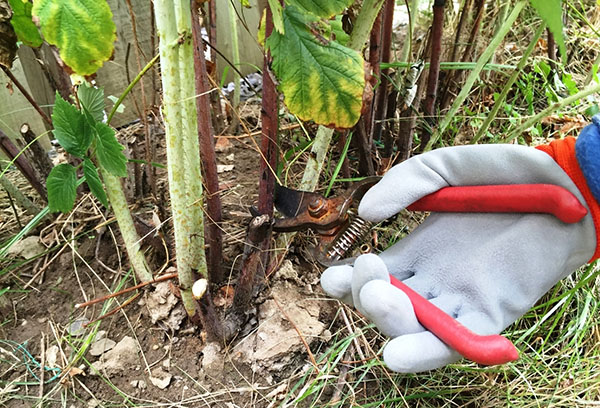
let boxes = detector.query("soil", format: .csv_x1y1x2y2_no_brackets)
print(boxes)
0,109,342,407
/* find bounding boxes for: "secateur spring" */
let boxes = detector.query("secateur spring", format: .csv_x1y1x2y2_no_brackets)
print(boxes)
323,217,373,263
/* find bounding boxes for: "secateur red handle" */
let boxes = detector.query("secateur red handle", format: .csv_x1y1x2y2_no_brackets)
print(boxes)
389,275,519,365
387,183,587,365
407,184,588,223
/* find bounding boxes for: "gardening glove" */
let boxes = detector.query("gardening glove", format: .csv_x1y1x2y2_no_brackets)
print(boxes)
321,118,600,373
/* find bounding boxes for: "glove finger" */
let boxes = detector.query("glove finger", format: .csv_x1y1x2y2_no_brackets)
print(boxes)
359,279,423,338
382,331,461,373
360,280,463,338
381,310,498,373
320,264,354,304
351,254,391,314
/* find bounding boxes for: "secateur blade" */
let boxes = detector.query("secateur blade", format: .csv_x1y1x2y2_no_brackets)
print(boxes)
272,177,381,264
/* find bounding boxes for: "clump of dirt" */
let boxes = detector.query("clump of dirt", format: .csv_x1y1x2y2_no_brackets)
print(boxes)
233,261,330,381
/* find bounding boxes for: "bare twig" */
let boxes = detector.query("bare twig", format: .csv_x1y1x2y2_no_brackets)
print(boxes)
0,129,47,200
547,28,557,72
192,0,224,283
440,0,484,110
83,293,141,327
449,0,472,64
125,0,156,198
0,175,40,217
365,8,383,138
5,190,22,229
420,0,445,149
75,272,178,309
372,0,395,145
20,123,53,180
225,214,273,339
258,7,279,217
329,344,354,404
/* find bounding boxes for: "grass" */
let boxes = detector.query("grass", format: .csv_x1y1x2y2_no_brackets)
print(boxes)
277,3,600,407
278,262,600,407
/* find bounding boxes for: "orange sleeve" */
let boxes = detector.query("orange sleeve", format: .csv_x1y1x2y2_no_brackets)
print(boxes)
536,137,600,262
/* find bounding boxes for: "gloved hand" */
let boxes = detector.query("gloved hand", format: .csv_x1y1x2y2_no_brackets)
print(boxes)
321,142,598,373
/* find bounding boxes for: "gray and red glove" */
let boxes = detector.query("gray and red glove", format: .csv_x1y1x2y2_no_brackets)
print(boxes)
321,119,600,373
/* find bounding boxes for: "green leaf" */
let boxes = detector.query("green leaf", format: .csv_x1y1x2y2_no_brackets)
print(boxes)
32,0,116,75
561,73,579,96
268,0,284,33
47,163,77,213
51,92,94,157
78,83,105,123
95,122,127,177
530,0,566,60
330,15,349,46
266,6,365,129
107,95,125,113
285,0,354,19
8,0,43,47
83,157,108,207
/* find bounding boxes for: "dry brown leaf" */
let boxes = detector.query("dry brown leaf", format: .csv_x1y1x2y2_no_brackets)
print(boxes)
213,285,234,307
215,137,233,152
68,366,85,377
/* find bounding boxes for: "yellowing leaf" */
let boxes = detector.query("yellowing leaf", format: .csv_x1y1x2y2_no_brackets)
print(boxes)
32,0,116,75
266,6,364,129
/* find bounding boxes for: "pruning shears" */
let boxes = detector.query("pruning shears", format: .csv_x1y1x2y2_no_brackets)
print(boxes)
272,179,588,366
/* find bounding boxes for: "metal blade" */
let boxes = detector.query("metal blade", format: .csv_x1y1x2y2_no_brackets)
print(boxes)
274,184,321,218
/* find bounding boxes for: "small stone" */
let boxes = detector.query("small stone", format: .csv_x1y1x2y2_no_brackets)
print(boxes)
150,368,172,389
90,336,138,375
68,317,89,336
137,380,147,389
201,342,223,374
87,399,100,408
162,359,171,369
216,164,234,173
90,338,116,356
275,260,298,281
45,346,59,368
7,236,44,259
